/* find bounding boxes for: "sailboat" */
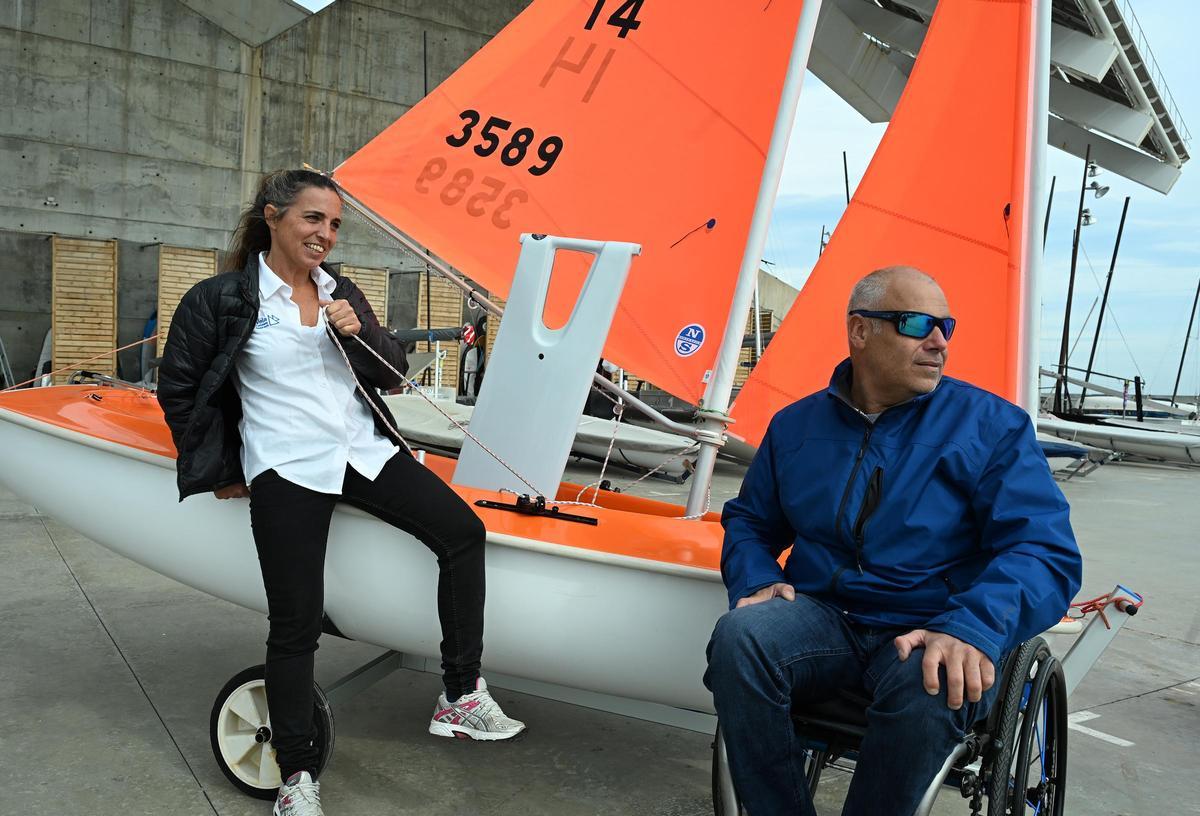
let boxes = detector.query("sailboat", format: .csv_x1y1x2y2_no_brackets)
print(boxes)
1036,364,1200,466
0,0,820,720
0,0,1055,791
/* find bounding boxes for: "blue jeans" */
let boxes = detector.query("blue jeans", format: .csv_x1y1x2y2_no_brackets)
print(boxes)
704,595,998,816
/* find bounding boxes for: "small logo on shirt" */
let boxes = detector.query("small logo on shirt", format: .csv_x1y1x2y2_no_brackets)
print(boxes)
255,314,281,330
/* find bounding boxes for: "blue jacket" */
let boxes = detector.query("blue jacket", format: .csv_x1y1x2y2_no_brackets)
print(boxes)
721,359,1082,665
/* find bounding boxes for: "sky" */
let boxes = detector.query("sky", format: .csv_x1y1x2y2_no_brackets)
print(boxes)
763,2,1200,399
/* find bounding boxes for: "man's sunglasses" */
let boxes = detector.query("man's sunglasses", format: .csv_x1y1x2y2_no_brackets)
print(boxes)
849,310,957,341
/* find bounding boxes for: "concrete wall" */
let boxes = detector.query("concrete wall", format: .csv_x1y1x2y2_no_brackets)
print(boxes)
757,269,799,326
0,0,529,378
115,241,163,380
0,232,53,383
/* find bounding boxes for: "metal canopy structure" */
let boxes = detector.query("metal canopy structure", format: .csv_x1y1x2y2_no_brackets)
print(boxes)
811,0,1190,193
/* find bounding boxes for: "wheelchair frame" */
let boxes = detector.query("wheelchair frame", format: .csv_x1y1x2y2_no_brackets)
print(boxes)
711,586,1140,816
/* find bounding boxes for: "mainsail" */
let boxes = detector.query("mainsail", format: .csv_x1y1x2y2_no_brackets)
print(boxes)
730,0,1039,447
333,0,807,405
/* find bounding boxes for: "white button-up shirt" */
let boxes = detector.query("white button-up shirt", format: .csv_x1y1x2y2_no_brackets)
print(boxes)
234,253,398,494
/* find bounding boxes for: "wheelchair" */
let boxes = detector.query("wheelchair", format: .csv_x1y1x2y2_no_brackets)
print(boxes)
711,636,1068,816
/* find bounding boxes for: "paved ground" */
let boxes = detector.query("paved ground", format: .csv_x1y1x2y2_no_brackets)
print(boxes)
0,455,1197,815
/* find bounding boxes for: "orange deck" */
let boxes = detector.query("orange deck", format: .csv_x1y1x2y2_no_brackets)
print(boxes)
0,386,724,572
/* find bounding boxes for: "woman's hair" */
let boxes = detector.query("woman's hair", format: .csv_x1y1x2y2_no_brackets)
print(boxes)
224,169,341,273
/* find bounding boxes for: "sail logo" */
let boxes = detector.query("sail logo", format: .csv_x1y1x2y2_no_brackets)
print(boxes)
675,324,705,357
255,314,281,330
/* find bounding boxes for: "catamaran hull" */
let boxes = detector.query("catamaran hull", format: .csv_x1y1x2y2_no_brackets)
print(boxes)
1038,416,1200,465
0,409,727,713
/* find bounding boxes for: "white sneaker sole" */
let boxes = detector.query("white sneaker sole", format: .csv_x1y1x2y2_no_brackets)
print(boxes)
428,720,526,741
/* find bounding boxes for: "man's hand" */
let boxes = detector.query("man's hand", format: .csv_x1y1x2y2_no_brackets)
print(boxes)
214,483,250,500
894,629,995,710
735,582,796,608
321,299,361,337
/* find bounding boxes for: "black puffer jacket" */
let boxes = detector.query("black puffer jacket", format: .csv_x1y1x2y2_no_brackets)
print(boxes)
157,256,409,500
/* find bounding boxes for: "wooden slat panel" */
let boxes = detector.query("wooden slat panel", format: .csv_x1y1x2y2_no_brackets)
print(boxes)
340,265,389,325
52,237,117,382
417,273,463,393
157,246,217,356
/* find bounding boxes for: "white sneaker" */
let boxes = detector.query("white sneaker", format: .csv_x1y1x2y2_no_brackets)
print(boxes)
274,771,323,816
429,677,526,741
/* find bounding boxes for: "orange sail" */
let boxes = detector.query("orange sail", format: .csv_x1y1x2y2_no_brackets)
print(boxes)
730,0,1038,447
333,0,807,405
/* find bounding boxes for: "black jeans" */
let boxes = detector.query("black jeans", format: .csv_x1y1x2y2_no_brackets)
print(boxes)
248,452,486,779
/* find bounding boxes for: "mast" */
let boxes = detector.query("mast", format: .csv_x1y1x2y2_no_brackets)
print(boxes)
1054,143,1092,415
1081,196,1130,406
842,150,851,206
684,0,825,517
1041,175,1055,251
1021,0,1052,417
1171,276,1200,407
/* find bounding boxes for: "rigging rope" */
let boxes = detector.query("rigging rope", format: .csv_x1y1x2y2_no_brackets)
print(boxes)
326,320,712,519
0,336,158,393
324,320,542,497
1080,244,1144,381
575,397,625,503
1066,586,1144,630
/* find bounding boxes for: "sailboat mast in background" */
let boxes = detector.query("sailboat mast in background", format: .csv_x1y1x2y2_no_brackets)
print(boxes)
1171,276,1200,407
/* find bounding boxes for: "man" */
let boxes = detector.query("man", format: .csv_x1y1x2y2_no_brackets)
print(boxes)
705,266,1081,815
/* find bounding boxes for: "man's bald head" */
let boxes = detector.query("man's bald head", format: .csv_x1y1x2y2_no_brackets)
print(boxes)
847,266,940,314
845,266,952,412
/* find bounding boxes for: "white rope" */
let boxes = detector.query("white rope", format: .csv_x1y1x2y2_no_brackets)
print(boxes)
326,312,714,520
323,319,543,497
574,398,625,503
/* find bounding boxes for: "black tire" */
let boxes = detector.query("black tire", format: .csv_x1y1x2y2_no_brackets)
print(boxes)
985,638,1068,815
209,664,335,800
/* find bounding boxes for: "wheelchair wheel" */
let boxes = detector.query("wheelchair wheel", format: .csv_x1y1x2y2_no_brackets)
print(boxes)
711,723,826,815
209,664,335,800
711,724,745,816
985,638,1068,816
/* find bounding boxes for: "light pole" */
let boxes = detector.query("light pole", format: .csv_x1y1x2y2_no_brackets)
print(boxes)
1054,145,1097,415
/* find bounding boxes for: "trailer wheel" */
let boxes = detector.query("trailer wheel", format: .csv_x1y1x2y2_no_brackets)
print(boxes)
209,664,335,800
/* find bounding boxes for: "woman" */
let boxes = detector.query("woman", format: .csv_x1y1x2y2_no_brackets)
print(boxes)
158,169,523,816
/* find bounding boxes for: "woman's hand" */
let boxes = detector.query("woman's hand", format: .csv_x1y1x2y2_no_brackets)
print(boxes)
321,299,361,337
214,483,250,499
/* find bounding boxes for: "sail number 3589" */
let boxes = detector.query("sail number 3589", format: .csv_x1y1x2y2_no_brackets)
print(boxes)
414,158,528,229
446,110,564,176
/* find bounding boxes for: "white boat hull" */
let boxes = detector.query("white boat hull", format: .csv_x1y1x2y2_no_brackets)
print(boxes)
0,408,727,713
1038,416,1200,465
